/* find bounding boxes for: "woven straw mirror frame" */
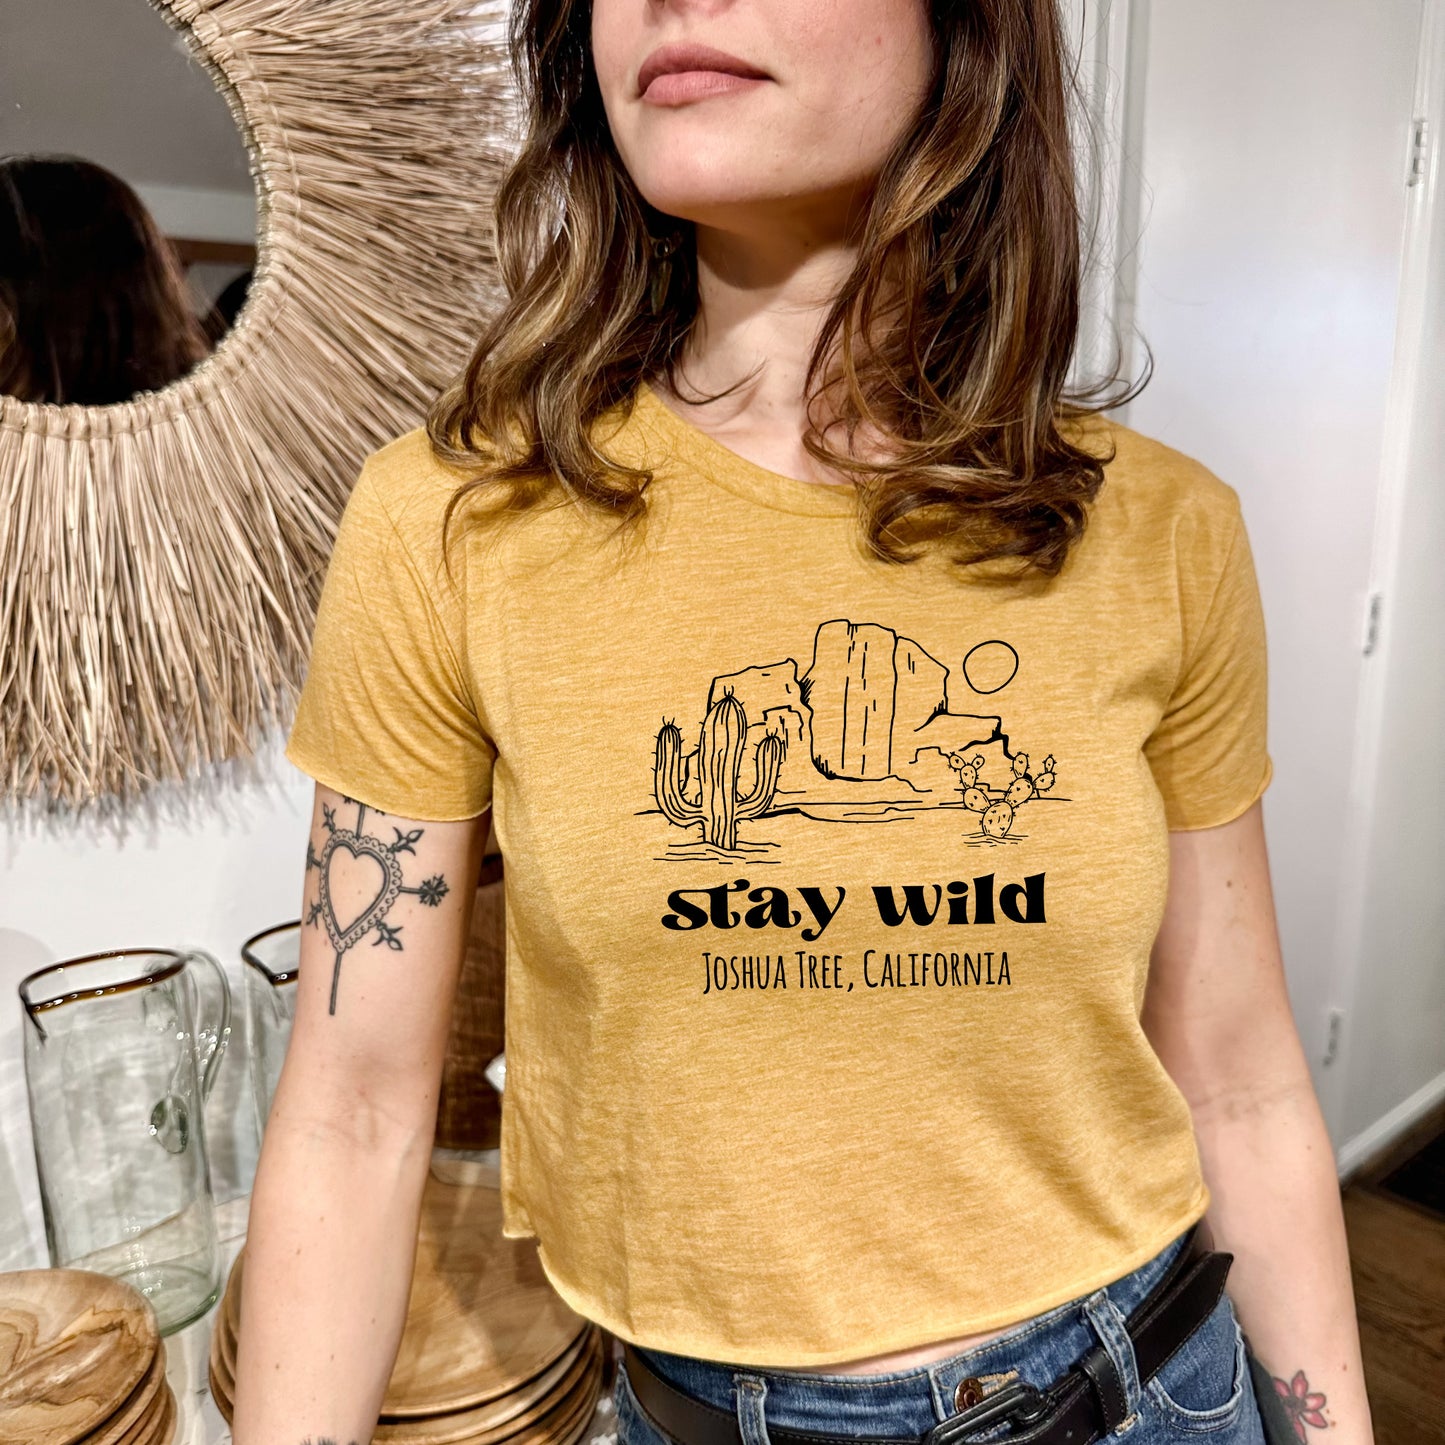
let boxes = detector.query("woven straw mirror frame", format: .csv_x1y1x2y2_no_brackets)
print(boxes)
1,0,513,808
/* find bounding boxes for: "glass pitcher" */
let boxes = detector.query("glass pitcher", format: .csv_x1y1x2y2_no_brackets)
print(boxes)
19,947,232,1334
242,920,300,1142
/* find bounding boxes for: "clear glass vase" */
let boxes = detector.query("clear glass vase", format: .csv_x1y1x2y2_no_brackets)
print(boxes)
20,946,232,1334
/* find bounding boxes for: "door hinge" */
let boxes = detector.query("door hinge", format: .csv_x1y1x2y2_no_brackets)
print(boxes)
1362,592,1383,656
1408,117,1430,187
1322,1008,1345,1068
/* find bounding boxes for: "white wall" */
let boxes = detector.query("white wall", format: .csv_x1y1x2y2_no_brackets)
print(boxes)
0,0,253,197
1332,0,1445,1164
0,733,312,1269
1118,0,1425,1094
0,0,257,258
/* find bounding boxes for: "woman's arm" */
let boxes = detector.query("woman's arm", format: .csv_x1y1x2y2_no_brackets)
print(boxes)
230,783,490,1445
1142,800,1374,1443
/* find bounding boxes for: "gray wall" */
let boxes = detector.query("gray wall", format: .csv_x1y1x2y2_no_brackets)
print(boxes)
1,0,252,194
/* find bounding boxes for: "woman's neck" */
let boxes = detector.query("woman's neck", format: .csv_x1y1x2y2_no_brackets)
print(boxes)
656,222,906,483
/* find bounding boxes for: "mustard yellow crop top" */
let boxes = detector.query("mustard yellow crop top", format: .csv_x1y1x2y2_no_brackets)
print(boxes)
285,382,1273,1367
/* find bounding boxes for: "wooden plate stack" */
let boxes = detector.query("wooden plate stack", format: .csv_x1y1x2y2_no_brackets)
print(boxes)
208,1176,606,1445
0,1268,175,1445
434,856,507,1156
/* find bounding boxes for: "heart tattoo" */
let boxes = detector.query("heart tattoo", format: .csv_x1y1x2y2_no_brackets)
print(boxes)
305,797,451,1013
321,832,404,952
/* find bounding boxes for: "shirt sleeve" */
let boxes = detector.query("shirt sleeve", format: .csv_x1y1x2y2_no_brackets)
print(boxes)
283,452,495,821
1144,499,1274,830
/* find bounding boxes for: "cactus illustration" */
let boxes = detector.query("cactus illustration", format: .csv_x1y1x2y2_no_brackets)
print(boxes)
1005,755,1057,806
1005,775,1035,807
1036,755,1057,793
959,751,1060,839
981,800,1015,838
655,690,785,851
949,752,986,788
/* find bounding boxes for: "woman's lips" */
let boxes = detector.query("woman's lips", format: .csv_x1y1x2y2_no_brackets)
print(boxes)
640,70,770,106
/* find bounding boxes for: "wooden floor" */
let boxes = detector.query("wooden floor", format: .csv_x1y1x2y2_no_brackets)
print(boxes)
1342,1100,1445,1443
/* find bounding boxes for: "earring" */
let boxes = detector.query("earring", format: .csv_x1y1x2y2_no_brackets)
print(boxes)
943,256,958,296
649,229,682,314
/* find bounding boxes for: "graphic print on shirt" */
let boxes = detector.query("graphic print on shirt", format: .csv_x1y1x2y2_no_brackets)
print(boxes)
646,618,1065,864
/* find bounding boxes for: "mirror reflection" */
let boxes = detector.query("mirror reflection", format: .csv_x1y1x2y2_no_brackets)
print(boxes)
0,0,258,405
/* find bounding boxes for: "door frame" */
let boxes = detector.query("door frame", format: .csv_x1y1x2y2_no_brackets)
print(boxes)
1328,0,1445,1171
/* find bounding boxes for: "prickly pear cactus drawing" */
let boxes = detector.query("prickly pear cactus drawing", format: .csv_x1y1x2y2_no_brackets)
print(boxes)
981,800,1016,838
953,751,1058,842
654,689,786,852
949,752,985,787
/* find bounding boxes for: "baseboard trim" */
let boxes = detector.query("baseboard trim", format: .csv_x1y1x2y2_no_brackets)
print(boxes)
1337,1068,1445,1182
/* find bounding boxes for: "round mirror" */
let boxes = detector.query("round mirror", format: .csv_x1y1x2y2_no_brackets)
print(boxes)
0,0,510,809
0,0,257,405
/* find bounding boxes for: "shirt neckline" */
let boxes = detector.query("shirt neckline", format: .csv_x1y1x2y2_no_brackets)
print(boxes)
634,379,857,518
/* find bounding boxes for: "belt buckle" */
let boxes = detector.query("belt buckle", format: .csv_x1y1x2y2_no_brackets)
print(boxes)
924,1379,1050,1445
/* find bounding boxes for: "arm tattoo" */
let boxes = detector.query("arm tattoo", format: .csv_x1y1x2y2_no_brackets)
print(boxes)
1272,1369,1331,1436
304,795,450,1014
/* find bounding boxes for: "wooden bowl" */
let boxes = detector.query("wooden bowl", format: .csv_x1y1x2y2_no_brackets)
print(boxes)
0,1268,160,1445
218,1176,588,1419
206,1357,230,1419
513,1360,603,1445
76,1346,166,1445
103,1379,173,1445
211,1331,602,1445
374,1328,601,1445
141,1382,175,1445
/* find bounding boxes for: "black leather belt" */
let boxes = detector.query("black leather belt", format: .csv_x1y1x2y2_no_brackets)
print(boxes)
621,1220,1231,1445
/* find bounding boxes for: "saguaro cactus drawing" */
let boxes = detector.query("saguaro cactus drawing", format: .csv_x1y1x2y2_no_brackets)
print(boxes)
655,690,785,850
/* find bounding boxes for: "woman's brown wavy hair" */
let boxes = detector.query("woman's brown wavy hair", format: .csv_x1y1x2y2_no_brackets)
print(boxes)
0,156,212,406
428,0,1142,577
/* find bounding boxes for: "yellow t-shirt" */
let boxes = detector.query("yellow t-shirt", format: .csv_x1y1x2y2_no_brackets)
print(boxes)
284,381,1273,1367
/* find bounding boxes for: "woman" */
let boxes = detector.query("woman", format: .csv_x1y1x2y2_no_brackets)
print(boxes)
0,155,212,404
240,2,1373,1443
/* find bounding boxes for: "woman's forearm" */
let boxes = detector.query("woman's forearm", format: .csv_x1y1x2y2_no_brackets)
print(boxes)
1145,809,1376,1440
230,1101,435,1445
1191,1080,1374,1444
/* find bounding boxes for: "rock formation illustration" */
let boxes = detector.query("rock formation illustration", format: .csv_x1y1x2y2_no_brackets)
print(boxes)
649,619,1064,855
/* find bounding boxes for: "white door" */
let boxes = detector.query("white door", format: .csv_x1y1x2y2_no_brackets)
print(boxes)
1332,1,1445,1165
1073,0,1431,1152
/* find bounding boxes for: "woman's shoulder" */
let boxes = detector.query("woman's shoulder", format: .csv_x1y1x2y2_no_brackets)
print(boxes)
340,423,532,574
351,426,465,530
344,420,620,596
1068,412,1247,560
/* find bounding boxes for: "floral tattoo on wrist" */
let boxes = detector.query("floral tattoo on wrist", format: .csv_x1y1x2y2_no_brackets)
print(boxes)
1273,1370,1330,1438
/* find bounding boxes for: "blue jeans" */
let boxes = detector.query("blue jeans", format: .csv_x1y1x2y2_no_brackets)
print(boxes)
613,1227,1267,1444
